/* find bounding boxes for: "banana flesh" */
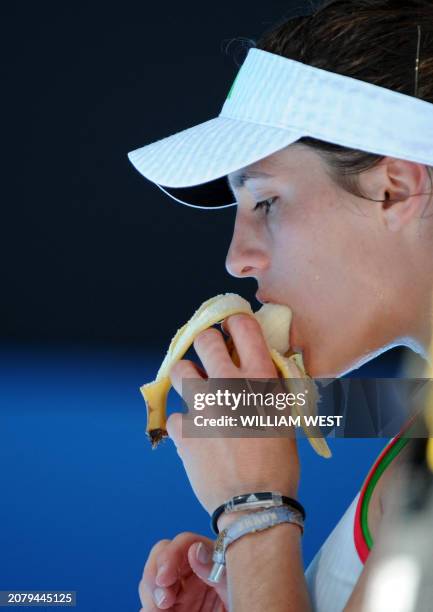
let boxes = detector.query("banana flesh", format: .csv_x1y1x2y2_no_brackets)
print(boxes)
140,293,331,458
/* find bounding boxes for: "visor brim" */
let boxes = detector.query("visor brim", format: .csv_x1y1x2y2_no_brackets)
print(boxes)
127,115,304,209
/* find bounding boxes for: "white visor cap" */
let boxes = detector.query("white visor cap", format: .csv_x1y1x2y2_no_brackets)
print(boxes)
127,47,433,210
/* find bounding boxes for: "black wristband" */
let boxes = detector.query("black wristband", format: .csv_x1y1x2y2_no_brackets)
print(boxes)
210,492,306,535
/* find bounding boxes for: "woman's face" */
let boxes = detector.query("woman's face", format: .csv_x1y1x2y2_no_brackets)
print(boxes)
226,144,431,376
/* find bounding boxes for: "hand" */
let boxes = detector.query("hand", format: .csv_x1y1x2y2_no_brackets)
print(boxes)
138,531,228,611
167,313,300,515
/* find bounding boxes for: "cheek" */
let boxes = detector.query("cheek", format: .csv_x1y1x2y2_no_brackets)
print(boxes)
272,219,340,292
271,196,364,292
270,220,362,337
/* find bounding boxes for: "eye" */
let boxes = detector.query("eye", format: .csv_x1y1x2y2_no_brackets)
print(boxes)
253,197,278,215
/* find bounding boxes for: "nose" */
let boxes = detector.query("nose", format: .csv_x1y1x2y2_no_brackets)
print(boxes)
225,211,270,279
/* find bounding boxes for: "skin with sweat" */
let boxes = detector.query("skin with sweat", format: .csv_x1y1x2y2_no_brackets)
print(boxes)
225,143,433,377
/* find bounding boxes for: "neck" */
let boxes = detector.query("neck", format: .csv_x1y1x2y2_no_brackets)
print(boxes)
404,291,433,364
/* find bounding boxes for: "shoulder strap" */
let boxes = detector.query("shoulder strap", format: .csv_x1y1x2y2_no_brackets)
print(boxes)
354,415,417,564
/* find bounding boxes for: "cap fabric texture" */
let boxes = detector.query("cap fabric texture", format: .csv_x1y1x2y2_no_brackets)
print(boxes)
128,47,433,210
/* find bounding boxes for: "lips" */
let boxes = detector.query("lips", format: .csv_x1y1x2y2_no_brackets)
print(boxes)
255,293,287,308
255,292,270,304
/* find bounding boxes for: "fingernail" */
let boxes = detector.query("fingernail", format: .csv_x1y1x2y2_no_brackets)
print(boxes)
153,587,166,607
155,563,168,585
196,542,210,564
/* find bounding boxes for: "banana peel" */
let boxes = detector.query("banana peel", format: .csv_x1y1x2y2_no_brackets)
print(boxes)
140,293,332,458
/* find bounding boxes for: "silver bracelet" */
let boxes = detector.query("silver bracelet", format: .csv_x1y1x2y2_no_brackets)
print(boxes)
207,505,304,583
211,490,306,535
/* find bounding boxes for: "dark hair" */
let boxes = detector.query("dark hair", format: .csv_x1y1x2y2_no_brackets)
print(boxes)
227,0,433,209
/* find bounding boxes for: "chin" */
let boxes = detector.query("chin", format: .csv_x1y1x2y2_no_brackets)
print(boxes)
290,321,346,377
300,345,342,378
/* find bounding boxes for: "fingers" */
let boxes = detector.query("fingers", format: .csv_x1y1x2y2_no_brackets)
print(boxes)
165,412,182,450
167,359,208,449
138,588,164,611
169,359,205,397
157,532,215,586
223,313,276,374
187,541,228,603
139,538,178,610
193,327,231,375
139,533,218,610
169,316,274,392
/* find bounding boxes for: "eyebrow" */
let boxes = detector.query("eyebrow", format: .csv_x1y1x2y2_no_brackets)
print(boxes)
228,170,274,189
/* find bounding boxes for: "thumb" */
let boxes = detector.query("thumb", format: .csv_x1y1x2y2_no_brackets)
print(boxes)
187,541,228,595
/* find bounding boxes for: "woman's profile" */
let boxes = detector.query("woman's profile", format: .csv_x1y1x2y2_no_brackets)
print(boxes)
131,0,433,610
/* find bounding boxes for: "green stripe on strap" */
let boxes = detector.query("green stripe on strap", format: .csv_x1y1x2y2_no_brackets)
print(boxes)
361,434,411,548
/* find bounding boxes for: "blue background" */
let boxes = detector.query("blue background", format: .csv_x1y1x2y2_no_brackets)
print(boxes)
1,344,418,611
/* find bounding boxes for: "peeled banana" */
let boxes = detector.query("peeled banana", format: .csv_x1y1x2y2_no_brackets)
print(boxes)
140,293,332,458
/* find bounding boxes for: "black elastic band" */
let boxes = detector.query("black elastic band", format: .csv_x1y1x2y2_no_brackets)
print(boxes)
210,493,306,535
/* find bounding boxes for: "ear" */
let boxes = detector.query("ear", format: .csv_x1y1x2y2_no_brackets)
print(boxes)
363,158,431,232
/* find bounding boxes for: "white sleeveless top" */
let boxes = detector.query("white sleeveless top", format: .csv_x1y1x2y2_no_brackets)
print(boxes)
304,418,416,611
304,491,364,612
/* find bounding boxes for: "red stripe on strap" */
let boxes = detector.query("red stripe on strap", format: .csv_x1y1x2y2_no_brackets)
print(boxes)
354,414,418,564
